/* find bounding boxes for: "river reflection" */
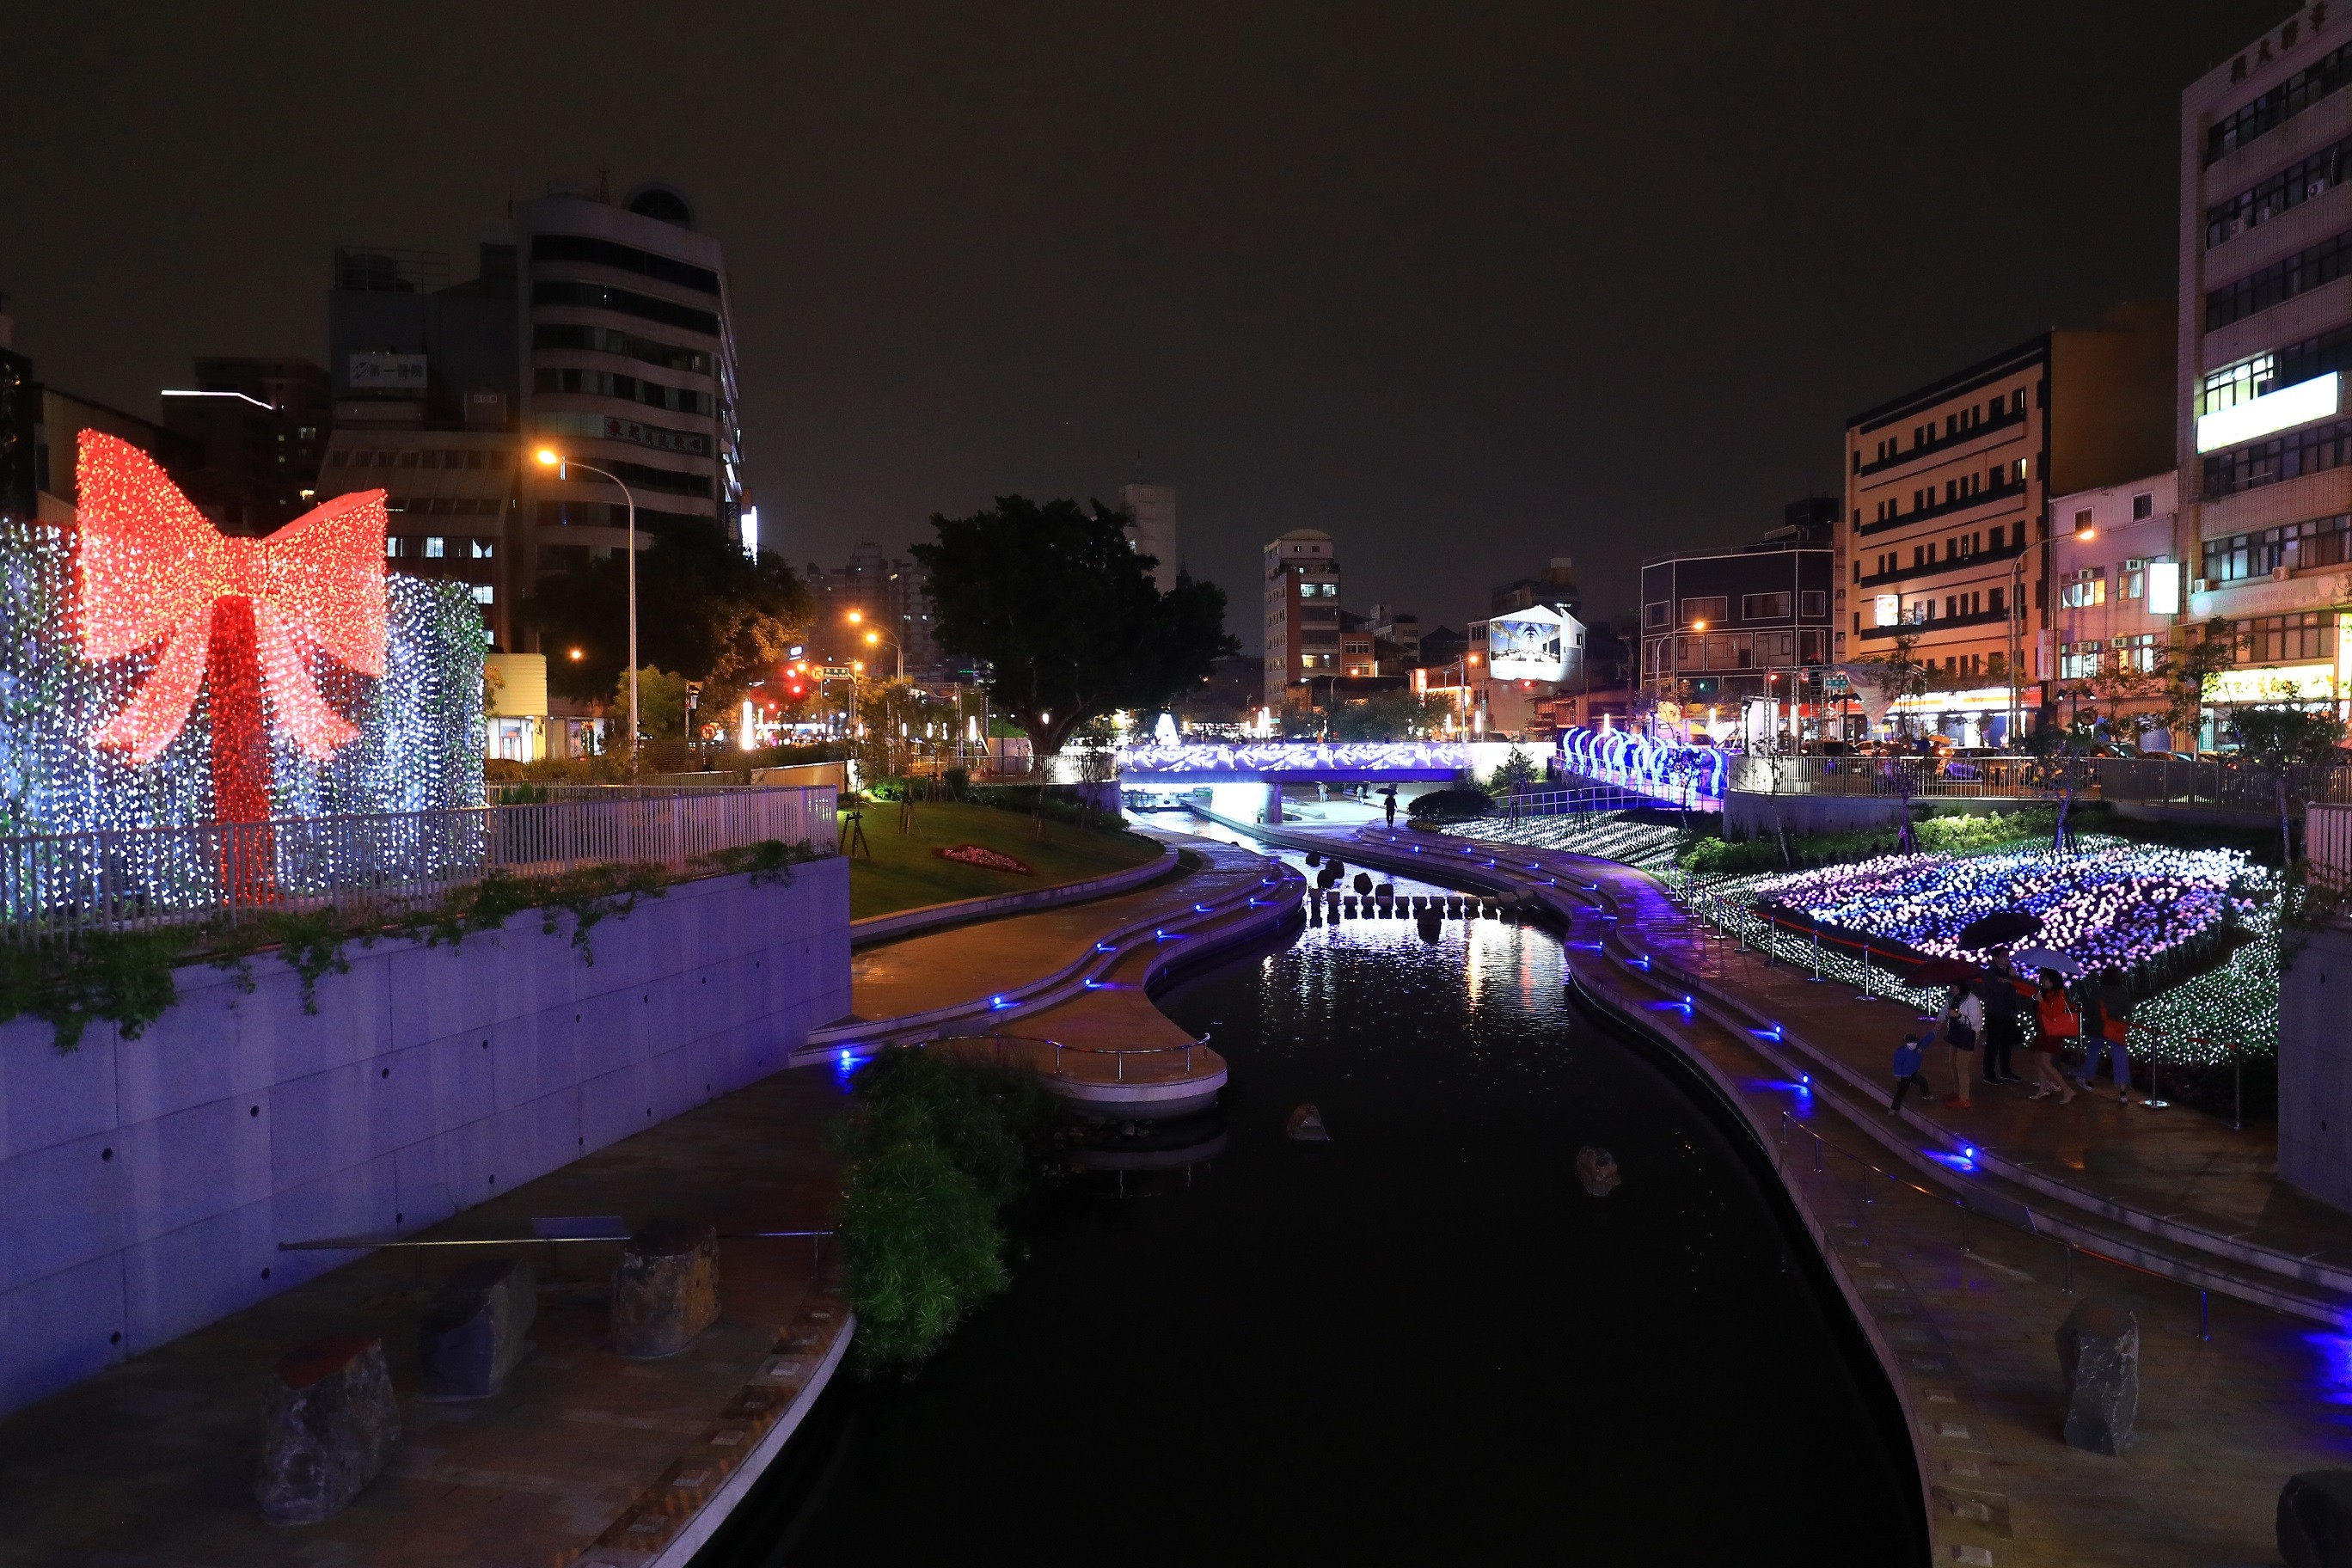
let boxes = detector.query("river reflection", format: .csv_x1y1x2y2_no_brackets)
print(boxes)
744,823,1924,1565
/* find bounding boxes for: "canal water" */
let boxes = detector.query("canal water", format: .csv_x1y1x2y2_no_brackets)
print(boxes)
727,833,1925,1564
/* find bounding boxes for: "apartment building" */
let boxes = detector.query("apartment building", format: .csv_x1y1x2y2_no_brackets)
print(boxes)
160,358,331,535
1841,305,2173,743
802,542,944,680
2181,6,2352,717
1263,528,1340,707
2047,472,2184,736
1641,509,1835,719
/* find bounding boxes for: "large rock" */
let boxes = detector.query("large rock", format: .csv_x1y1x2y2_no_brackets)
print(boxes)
1577,1146,1621,1197
2055,1298,2139,1455
255,1334,401,1525
613,1220,720,1358
2280,1470,2352,1567
419,1256,536,1400
1286,1104,1330,1142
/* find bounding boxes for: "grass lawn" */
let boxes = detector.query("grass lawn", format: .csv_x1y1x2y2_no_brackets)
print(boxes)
840,799,1166,920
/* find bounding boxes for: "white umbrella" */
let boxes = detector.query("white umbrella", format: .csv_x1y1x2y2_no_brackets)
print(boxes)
2010,946,2083,978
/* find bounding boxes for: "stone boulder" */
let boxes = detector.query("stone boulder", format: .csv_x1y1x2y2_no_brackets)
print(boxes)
2279,1470,2352,1567
1576,1146,1621,1197
1286,1104,1330,1142
2055,1298,2139,1455
255,1334,401,1525
613,1220,720,1358
419,1256,536,1400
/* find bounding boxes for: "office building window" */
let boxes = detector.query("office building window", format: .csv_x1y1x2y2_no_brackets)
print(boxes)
2229,611,2335,665
2205,42,2352,166
2116,633,2161,673
1740,591,1792,620
2060,571,2106,609
2059,640,2104,679
2206,229,2352,328
2132,492,2154,520
423,536,446,559
2202,512,2352,581
1802,591,1828,616
2203,420,2352,495
472,585,495,604
1678,596,1728,625
1644,602,1668,628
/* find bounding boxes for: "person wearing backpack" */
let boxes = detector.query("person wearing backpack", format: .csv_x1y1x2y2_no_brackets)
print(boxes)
1890,1032,1932,1113
1939,985,1983,1109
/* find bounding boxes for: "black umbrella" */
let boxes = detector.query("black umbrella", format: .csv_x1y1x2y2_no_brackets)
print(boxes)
1957,910,2041,949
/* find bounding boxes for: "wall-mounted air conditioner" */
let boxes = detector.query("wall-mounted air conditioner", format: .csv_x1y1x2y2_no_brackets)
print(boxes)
2123,557,2147,572
2191,578,2212,593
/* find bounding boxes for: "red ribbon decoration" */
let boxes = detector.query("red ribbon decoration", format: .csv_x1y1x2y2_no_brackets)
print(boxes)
73,432,389,824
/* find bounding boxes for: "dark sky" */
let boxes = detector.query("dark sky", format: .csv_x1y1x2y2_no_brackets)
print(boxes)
0,1,2290,651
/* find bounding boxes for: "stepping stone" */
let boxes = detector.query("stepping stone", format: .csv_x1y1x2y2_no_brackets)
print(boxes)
419,1256,536,1400
2055,1298,2139,1455
255,1334,401,1525
614,1221,720,1359
2278,1470,2352,1567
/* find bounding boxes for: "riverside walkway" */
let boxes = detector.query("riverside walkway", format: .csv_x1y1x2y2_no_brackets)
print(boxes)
0,1063,850,1567
1205,808,2352,1568
804,830,1304,1116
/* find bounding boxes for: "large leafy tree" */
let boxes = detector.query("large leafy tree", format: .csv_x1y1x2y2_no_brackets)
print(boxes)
913,496,1237,758
524,529,812,718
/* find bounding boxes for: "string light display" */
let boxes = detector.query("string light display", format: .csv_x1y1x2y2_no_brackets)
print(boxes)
73,433,389,821
0,482,484,851
1751,845,2263,977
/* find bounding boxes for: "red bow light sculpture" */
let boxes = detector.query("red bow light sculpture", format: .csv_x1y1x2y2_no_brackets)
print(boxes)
74,432,389,824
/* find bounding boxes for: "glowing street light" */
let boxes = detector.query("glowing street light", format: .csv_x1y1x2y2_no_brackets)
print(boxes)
536,446,639,772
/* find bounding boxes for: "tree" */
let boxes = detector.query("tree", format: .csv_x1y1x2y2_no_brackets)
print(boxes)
2228,693,2348,868
2163,616,2235,749
612,666,691,744
1329,688,1450,742
1853,627,1929,740
913,496,1238,763
1485,745,1540,797
524,529,812,717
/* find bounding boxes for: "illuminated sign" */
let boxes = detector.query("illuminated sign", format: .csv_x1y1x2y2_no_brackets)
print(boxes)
1487,603,1579,683
2204,664,2337,705
2146,559,2181,615
1874,594,1901,627
2196,371,2341,453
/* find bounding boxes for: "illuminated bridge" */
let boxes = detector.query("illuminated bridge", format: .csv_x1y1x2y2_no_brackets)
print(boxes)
1115,741,1474,821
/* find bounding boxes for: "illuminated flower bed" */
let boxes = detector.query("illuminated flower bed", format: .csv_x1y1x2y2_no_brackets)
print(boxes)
1752,845,2264,979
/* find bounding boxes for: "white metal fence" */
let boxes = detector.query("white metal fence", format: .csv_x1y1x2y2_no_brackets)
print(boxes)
0,784,836,944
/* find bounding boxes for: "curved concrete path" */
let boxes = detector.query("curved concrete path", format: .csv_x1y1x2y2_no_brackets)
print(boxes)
801,830,1305,1116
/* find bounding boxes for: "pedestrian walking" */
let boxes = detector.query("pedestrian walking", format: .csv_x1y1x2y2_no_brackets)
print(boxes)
1383,787,1398,828
1890,1032,1933,1113
1939,985,1982,1109
2083,965,2136,1104
1979,953,2027,1086
2027,969,2079,1104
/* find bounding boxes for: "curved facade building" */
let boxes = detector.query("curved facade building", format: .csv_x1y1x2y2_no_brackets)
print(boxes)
517,184,745,573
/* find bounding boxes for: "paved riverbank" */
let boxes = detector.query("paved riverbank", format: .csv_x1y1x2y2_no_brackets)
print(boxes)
1202,808,2352,1567
0,1065,849,1566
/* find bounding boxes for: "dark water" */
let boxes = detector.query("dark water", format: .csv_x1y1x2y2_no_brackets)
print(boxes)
720,844,1924,1565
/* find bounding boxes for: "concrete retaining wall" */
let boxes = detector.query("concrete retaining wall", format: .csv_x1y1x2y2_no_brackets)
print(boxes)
0,859,850,1418
1724,790,2037,842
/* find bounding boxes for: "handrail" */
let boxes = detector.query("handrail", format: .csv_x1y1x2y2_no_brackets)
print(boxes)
934,1027,1217,1081
1775,1112,2212,1340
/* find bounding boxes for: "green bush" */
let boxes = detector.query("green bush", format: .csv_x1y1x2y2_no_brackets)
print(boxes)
835,1049,1059,1373
1408,787,1495,823
1676,808,2061,877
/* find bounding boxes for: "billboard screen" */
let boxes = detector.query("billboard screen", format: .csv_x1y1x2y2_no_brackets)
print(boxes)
1488,605,1571,682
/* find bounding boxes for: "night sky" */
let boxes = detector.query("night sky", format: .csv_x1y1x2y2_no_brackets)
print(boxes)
0,2,2289,650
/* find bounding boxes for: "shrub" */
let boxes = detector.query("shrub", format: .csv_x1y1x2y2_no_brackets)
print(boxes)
835,1049,1059,1373
1676,808,2061,877
1408,787,1495,823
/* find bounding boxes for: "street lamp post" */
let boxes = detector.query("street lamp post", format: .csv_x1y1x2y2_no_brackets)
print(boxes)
845,610,905,682
535,448,639,774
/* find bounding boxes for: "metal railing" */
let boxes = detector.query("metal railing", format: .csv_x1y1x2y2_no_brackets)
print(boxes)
2097,756,2352,814
1775,1112,2211,1341
935,1029,1216,1081
1730,754,2082,799
0,784,836,944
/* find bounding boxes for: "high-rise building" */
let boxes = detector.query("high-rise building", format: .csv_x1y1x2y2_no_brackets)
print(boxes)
2180,7,2352,722
518,182,746,569
804,542,943,681
1642,512,1837,717
1840,304,2174,742
160,357,331,535
317,242,524,646
1262,528,1340,706
1120,481,1178,593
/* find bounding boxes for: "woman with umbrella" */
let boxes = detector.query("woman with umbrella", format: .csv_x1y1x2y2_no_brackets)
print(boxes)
2026,965,2082,1104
